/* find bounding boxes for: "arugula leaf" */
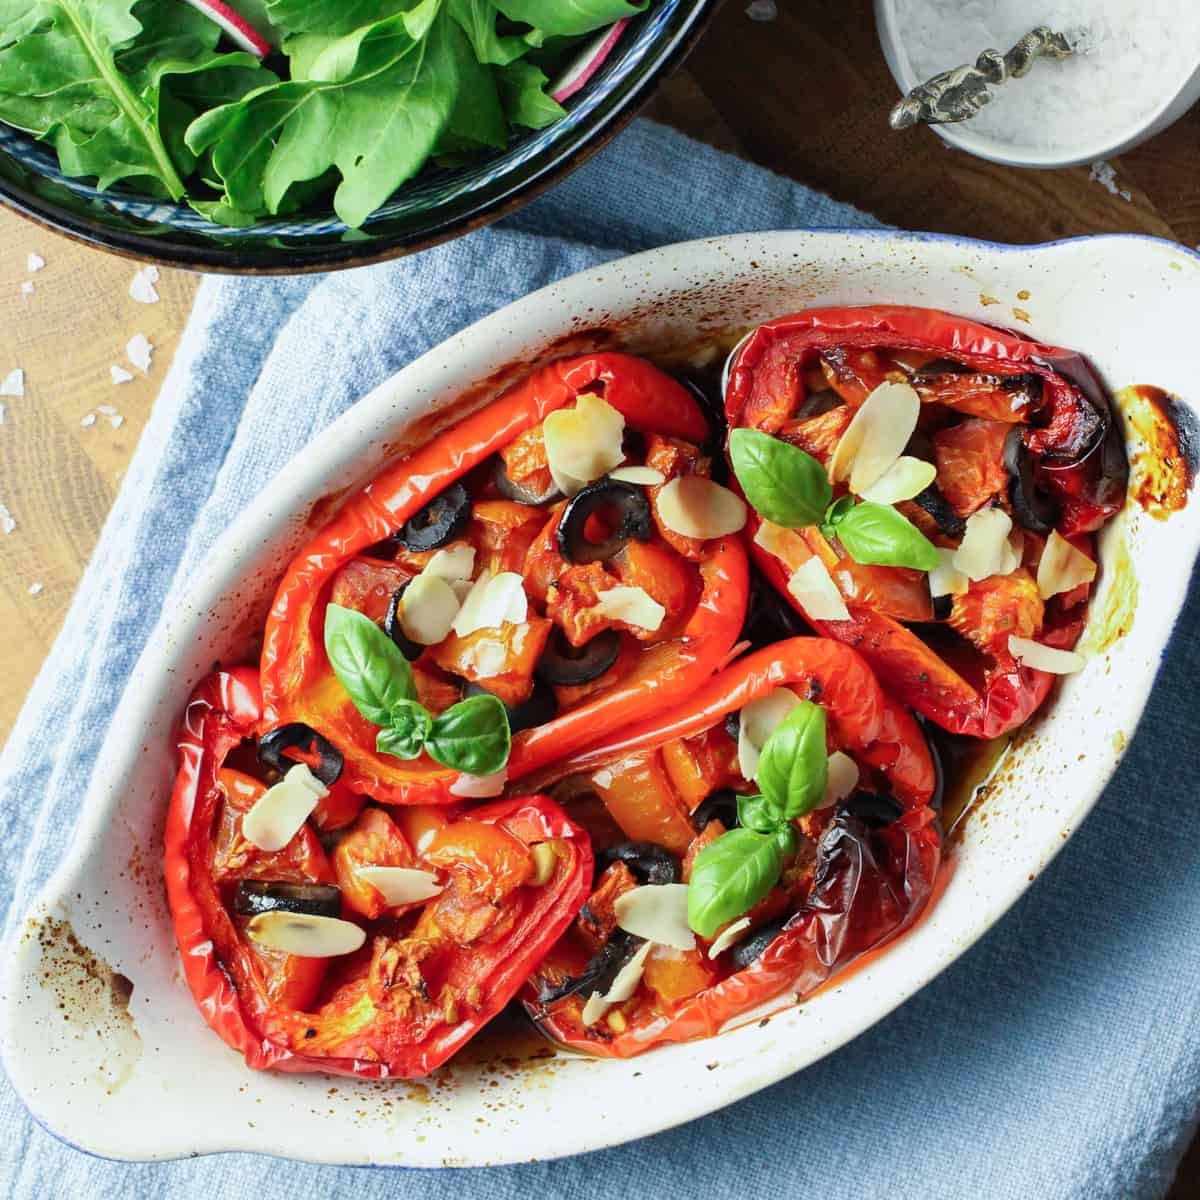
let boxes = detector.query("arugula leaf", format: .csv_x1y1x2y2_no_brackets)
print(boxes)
449,0,531,65
830,501,940,571
426,694,511,775
496,60,564,129
687,828,782,939
438,17,507,151
265,0,409,37
188,4,462,228
323,602,417,727
729,428,832,530
755,700,828,820
494,0,648,38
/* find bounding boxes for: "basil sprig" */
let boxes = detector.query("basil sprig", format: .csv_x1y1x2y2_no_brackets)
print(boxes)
729,428,939,572
687,701,829,938
323,604,511,776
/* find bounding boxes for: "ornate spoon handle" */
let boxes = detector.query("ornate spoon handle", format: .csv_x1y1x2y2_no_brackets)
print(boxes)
889,25,1077,130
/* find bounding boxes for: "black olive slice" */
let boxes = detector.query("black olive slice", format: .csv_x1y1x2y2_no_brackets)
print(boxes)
1004,427,1058,534
463,679,557,734
728,918,789,970
257,723,344,786
537,930,638,1005
233,880,342,919
917,715,946,816
535,627,620,687
556,480,651,564
679,376,728,465
912,484,966,539
383,580,423,661
596,841,680,885
723,710,741,742
395,481,472,552
490,455,562,506
930,592,953,622
692,788,740,832
837,791,904,829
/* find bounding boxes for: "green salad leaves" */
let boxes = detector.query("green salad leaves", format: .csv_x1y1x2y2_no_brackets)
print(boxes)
0,0,645,227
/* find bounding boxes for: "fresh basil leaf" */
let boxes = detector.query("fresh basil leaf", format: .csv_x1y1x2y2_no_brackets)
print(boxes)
493,0,647,38
496,59,564,129
737,793,783,835
426,694,511,775
324,603,417,727
774,825,798,857
834,501,941,571
376,700,432,760
729,429,832,530
687,828,782,939
756,700,828,820
820,493,856,540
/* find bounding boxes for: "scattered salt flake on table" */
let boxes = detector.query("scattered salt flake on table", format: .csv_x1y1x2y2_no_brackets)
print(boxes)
1089,160,1131,202
81,413,97,427
126,333,153,373
129,265,160,304
110,364,134,385
96,404,118,415
26,252,45,273
0,368,24,397
20,281,33,297
28,582,43,596
0,503,16,534
745,0,776,18
111,414,125,430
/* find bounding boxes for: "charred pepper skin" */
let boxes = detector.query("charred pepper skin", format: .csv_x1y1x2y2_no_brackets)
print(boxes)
726,305,1127,739
165,667,593,1079
524,638,940,1058
260,353,749,805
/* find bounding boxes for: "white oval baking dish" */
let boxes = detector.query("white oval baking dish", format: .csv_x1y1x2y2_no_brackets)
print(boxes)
3,229,1197,1166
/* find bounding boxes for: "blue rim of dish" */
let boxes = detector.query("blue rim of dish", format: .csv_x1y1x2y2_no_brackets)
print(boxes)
0,0,718,273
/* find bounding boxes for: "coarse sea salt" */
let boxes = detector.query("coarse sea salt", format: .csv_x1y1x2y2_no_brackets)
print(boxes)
129,265,160,304
891,0,1200,152
0,369,23,397
26,252,44,273
0,503,16,534
110,364,134,385
127,333,154,372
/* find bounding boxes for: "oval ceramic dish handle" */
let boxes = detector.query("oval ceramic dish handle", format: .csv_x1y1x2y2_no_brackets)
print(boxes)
889,25,1077,130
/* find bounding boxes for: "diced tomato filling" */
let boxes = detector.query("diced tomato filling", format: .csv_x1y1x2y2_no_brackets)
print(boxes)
949,567,1044,654
819,347,895,406
427,618,553,706
778,404,854,465
577,861,637,948
642,945,718,1006
913,372,1036,423
411,659,464,715
333,807,418,920
422,819,533,904
499,424,554,499
933,418,1011,517
660,726,741,812
329,558,411,623
591,748,696,856
470,500,548,575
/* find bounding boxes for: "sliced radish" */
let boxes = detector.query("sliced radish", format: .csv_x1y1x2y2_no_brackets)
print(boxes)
400,572,460,645
594,585,665,632
821,751,860,810
246,911,366,957
857,455,937,504
929,547,969,599
543,392,625,496
707,917,752,959
450,768,508,798
737,687,801,782
1037,530,1096,600
1008,635,1086,675
828,381,921,494
357,866,442,907
953,507,1019,582
787,556,851,622
656,476,747,540
242,763,326,852
581,938,652,1025
614,884,695,951
180,0,271,57
608,465,666,486
550,20,629,103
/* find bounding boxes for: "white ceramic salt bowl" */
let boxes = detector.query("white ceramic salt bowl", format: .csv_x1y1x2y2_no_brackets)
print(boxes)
3,230,1199,1166
875,0,1200,168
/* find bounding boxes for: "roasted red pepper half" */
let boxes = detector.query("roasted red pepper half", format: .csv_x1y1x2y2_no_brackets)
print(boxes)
726,305,1128,738
260,353,749,804
520,637,940,1057
165,668,592,1078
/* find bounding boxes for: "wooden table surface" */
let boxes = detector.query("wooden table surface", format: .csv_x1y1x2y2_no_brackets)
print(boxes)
0,0,1196,1186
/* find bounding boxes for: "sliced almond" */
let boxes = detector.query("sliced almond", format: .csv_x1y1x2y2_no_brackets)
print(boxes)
787,556,851,622
452,571,528,637
357,866,442,906
242,763,327,852
613,884,696,951
423,543,475,584
581,940,653,1025
707,917,752,959
656,476,747,540
1008,635,1086,675
247,911,366,958
953,507,1017,582
608,466,666,486
820,751,860,810
929,546,969,599
543,392,626,496
754,519,811,570
594,586,666,632
737,687,801,782
449,768,508,798
1037,530,1097,600
400,572,460,645
828,381,921,493
529,842,560,886
857,455,937,504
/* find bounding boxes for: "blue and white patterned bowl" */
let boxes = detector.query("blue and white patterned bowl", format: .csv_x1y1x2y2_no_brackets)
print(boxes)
0,0,716,274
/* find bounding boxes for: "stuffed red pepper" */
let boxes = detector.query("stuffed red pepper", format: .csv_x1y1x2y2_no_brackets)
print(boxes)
725,306,1127,738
